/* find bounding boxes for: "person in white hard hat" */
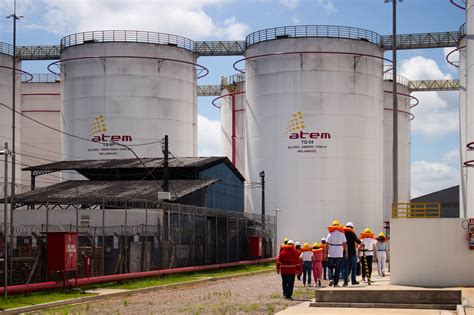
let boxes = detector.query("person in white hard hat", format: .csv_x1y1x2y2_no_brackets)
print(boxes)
295,241,302,280
342,221,361,286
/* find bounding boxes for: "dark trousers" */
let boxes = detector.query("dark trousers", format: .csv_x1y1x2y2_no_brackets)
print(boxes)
281,274,296,298
322,260,328,279
362,255,373,279
327,257,343,285
302,261,312,285
342,255,358,284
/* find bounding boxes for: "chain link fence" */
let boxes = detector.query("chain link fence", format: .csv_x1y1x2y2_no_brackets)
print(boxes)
0,202,275,286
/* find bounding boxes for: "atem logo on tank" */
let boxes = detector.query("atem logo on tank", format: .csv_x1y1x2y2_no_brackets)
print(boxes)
89,114,133,142
286,112,330,154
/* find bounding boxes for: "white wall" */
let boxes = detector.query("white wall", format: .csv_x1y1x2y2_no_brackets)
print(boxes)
391,218,474,287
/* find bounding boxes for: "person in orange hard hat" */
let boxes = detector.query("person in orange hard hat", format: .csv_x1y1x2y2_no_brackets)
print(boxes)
320,237,328,280
375,232,389,277
312,243,324,287
299,243,313,287
277,240,301,299
325,220,348,287
359,228,376,283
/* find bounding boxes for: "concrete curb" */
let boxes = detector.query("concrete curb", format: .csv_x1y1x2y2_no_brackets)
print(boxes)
2,268,275,314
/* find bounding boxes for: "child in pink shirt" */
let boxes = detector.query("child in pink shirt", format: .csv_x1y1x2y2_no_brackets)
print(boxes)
312,243,324,287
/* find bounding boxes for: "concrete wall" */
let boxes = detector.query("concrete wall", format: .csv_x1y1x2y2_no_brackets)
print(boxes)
391,218,474,287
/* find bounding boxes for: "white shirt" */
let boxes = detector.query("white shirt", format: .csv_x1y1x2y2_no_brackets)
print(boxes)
361,237,376,256
326,231,347,258
300,251,313,262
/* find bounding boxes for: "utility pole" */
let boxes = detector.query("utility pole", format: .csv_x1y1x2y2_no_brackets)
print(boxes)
7,0,23,285
260,171,265,229
162,135,169,192
2,143,8,298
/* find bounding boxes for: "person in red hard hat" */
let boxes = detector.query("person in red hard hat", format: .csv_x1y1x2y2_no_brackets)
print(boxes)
325,220,348,287
276,240,301,299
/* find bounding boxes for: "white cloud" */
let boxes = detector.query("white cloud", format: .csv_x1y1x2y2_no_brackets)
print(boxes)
442,148,460,167
292,16,301,24
32,0,249,40
411,160,459,197
399,56,457,137
399,56,451,81
317,0,337,14
198,114,221,156
280,0,300,9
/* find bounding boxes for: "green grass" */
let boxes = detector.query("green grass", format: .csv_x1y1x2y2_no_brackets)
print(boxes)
0,291,95,311
88,262,275,290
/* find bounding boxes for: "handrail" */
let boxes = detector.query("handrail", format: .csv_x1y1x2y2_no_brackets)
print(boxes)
392,202,441,218
383,72,411,88
0,42,14,56
450,0,466,10
21,73,60,83
460,23,466,38
61,30,195,52
246,25,383,48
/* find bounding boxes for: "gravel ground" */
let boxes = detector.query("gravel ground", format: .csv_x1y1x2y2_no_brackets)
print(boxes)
34,272,315,315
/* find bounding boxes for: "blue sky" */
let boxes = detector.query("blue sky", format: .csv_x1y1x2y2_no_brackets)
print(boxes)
0,0,464,196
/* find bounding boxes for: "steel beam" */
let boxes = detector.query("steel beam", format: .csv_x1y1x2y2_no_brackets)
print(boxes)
409,79,460,92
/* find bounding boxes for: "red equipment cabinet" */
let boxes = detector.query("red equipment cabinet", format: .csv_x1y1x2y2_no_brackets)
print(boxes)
47,232,78,272
248,236,262,258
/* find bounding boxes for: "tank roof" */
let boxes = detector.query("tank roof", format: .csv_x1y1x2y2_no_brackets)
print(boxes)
60,30,194,52
246,25,382,48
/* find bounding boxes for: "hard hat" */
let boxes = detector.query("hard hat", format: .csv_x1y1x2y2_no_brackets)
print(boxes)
283,237,289,243
364,227,372,233
346,222,354,228
378,232,385,238
303,242,310,248
332,220,340,226
295,241,301,246
313,243,320,247
287,239,295,245
321,237,326,242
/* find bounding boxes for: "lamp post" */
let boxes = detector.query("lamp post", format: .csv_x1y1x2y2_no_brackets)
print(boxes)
6,0,23,285
385,0,402,212
259,171,265,230
1,143,9,298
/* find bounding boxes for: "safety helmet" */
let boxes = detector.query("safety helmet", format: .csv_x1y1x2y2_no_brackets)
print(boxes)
378,232,385,238
303,242,310,248
332,220,340,226
287,239,295,245
364,227,372,233
345,222,354,228
295,241,301,246
313,242,320,247
283,237,289,244
321,237,327,242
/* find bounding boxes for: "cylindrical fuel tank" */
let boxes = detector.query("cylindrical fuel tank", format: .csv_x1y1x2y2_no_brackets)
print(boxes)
244,25,385,242
59,31,197,161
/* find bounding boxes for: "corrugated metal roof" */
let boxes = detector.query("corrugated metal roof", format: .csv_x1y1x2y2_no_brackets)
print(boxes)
23,157,225,171
8,179,219,204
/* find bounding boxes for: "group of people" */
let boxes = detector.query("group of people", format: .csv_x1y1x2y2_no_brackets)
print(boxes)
276,220,390,299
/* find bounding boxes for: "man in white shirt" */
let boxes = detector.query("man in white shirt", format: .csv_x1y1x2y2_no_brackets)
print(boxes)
325,220,348,287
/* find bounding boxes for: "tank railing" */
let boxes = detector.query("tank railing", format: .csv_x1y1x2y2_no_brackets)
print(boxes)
450,0,466,10
227,73,245,84
61,30,194,52
21,73,60,83
460,23,466,38
383,72,411,88
246,25,383,48
0,42,14,56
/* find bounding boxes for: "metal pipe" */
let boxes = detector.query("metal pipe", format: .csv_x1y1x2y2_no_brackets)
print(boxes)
0,258,275,296
3,142,8,298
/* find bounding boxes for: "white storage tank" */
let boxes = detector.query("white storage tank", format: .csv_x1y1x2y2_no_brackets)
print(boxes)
219,74,247,175
20,74,61,187
244,26,385,242
459,35,467,217
466,0,474,218
59,31,198,161
383,73,412,222
0,42,22,193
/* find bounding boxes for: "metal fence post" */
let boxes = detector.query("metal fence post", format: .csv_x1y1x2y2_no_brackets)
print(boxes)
215,216,218,264
226,216,229,263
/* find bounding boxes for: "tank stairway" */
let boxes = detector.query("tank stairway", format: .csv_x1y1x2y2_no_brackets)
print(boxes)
310,289,461,310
